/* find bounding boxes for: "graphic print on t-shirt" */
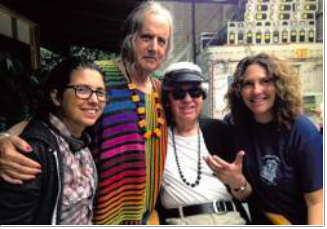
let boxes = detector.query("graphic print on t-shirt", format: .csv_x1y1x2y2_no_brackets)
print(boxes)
260,155,280,185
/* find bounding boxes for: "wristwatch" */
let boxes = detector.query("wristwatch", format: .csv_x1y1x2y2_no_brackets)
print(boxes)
233,181,248,193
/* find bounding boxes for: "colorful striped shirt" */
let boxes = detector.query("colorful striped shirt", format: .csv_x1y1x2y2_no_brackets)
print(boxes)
91,60,167,225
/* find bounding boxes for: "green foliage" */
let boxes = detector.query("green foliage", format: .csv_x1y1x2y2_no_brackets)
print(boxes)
40,46,116,73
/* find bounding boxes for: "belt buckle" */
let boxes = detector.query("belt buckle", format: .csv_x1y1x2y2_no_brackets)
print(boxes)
178,206,185,218
212,200,227,214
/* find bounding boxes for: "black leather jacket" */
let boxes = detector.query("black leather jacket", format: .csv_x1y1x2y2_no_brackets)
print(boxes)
0,119,63,225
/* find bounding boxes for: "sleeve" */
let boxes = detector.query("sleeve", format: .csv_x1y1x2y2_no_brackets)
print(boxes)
0,142,44,224
292,117,323,193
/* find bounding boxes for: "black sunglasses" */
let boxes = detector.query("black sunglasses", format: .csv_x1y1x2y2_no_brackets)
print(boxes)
169,87,204,100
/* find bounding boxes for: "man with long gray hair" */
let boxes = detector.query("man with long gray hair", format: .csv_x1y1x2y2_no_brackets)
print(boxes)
0,1,174,225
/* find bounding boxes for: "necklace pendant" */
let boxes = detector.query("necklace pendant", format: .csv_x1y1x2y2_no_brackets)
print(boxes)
138,119,146,128
144,131,152,139
128,83,137,90
153,92,159,98
155,103,163,110
157,117,165,125
153,128,161,137
137,107,146,114
132,95,140,102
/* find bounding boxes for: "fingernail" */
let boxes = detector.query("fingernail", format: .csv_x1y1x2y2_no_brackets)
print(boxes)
26,146,32,152
36,168,42,172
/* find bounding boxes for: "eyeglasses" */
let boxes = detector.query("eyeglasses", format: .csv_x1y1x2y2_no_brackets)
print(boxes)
65,84,108,102
240,77,275,91
169,87,204,100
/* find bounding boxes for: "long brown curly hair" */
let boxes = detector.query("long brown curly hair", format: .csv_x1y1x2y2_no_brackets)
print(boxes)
226,53,303,130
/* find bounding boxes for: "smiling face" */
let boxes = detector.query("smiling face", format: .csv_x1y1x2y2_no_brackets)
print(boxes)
168,83,204,127
53,68,106,137
241,63,276,123
133,12,170,75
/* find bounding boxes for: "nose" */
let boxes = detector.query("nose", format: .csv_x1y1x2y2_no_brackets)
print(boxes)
149,38,158,52
252,82,264,94
182,92,193,102
89,92,99,103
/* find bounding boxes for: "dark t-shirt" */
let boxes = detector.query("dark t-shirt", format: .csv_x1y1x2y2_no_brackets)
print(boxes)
228,115,323,224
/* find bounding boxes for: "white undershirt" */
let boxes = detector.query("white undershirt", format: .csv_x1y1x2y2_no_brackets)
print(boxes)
161,128,233,209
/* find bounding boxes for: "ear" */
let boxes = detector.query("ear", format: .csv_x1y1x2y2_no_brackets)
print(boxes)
201,83,208,100
202,91,207,100
50,89,61,107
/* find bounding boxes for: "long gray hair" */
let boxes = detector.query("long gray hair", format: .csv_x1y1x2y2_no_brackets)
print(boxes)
120,1,174,65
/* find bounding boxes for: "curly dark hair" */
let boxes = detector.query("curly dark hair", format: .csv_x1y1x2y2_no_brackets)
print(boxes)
226,53,303,130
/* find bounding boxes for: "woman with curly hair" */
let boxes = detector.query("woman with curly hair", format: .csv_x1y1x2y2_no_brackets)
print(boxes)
206,53,323,225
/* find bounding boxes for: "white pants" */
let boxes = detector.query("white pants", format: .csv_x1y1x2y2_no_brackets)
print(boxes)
165,212,246,225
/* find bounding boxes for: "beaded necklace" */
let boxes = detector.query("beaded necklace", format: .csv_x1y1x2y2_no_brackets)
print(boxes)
171,125,202,188
123,61,164,139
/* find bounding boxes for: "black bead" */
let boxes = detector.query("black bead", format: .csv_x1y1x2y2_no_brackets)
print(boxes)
172,125,202,188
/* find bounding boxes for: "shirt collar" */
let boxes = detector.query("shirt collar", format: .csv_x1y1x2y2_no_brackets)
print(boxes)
48,113,91,153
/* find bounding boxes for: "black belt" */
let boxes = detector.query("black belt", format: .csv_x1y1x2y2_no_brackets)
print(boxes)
164,201,236,218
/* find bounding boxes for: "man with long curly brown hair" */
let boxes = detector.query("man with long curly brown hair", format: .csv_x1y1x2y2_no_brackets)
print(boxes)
206,53,323,225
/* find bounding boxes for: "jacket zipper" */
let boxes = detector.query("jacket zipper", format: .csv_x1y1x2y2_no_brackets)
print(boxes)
51,150,61,225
